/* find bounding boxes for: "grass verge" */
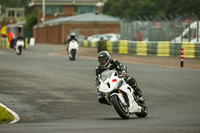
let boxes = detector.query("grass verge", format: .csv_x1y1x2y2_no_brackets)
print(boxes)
0,105,14,124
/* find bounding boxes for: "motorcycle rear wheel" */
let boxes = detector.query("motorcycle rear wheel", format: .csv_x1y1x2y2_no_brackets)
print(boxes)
110,95,130,119
17,46,22,55
71,49,76,60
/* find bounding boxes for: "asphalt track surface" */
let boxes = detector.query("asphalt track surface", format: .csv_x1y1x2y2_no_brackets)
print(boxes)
0,45,200,133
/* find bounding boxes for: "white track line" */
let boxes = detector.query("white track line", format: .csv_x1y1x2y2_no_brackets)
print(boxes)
0,103,20,124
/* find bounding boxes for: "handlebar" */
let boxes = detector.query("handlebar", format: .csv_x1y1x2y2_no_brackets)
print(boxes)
118,75,125,78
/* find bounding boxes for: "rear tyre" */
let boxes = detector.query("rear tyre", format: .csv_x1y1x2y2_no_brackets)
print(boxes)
69,49,76,60
72,49,76,60
17,46,22,55
110,95,130,119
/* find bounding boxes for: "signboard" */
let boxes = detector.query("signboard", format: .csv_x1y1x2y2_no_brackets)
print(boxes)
0,26,7,35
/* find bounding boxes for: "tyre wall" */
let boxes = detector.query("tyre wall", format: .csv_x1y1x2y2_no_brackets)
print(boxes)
81,40,200,58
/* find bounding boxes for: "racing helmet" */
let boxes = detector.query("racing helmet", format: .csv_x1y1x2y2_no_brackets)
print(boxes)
98,51,110,67
70,32,76,39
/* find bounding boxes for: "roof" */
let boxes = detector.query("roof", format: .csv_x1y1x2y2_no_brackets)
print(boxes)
33,0,97,1
30,0,98,5
36,13,120,27
42,0,97,2
7,21,26,28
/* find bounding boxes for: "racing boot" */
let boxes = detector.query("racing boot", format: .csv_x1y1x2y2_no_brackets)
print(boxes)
132,84,144,103
125,76,144,103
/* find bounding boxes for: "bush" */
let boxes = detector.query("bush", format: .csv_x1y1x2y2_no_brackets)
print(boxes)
0,106,14,124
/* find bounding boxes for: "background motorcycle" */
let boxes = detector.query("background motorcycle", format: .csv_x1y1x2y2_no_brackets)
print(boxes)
98,69,148,119
67,40,79,60
15,39,24,55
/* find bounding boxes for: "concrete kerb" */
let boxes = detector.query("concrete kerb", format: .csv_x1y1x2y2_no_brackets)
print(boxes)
0,103,20,124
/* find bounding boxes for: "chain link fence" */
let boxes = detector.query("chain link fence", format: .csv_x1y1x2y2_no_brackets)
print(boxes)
120,15,200,42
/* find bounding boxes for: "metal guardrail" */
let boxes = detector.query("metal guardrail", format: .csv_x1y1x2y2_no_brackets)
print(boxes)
81,40,200,58
0,38,10,49
0,37,29,49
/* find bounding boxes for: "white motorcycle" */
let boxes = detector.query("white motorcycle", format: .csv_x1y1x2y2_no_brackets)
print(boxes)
98,69,148,119
15,39,25,55
67,40,79,60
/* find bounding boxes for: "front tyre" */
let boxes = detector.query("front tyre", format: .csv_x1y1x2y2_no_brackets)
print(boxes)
110,95,130,119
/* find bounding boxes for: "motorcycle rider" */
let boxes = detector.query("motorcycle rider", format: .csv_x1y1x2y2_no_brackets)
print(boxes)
66,32,79,52
16,32,24,43
95,51,144,104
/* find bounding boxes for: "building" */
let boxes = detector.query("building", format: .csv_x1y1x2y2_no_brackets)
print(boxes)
0,8,25,36
6,21,26,39
0,7,25,24
29,0,103,24
33,12,120,44
5,8,25,23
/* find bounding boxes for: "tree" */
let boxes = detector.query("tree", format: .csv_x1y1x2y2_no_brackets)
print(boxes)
26,10,37,29
103,0,200,19
24,9,37,38
0,0,31,14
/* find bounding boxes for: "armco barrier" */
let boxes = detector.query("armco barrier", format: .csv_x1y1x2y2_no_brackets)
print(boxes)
157,41,170,56
0,37,10,49
81,40,200,58
119,40,128,54
0,37,29,49
83,40,97,48
25,37,28,49
136,41,147,56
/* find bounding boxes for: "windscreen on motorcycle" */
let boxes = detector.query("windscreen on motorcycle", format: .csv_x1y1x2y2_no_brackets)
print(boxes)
100,69,117,81
70,40,76,43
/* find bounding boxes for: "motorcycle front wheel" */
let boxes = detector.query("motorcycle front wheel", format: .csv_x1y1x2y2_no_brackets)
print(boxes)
110,95,130,119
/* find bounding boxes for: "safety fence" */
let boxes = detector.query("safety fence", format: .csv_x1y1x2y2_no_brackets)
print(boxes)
82,40,200,58
0,37,29,49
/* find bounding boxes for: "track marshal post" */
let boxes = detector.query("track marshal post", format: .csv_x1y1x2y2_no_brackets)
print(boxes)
180,48,184,67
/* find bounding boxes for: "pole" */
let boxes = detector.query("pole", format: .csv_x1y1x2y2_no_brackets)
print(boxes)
192,13,199,42
180,48,184,67
197,20,199,42
0,5,1,15
42,0,45,22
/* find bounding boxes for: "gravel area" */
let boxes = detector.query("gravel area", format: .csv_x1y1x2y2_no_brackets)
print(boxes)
34,44,200,70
